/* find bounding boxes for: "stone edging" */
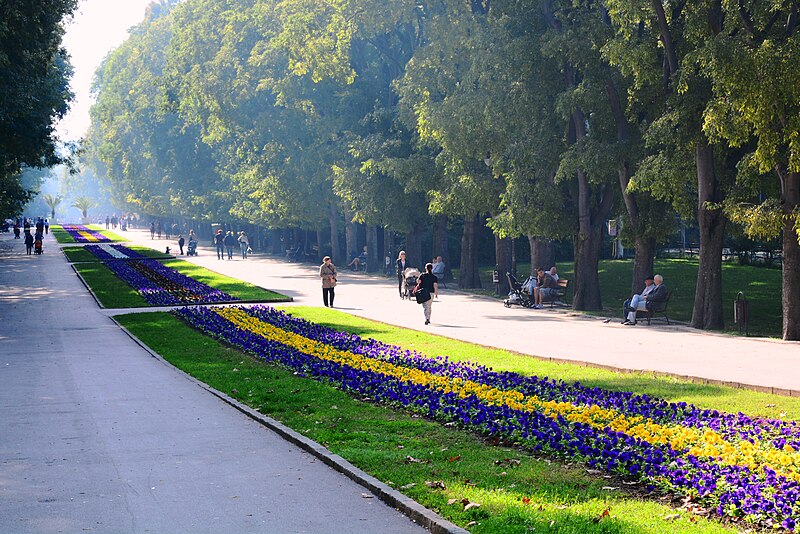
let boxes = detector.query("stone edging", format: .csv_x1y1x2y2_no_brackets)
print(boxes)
112,317,470,534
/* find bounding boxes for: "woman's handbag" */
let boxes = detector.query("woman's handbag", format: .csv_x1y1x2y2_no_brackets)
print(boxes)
414,281,431,304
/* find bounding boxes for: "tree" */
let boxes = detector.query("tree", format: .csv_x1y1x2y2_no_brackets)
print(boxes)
72,196,95,221
696,0,800,340
41,194,63,220
605,0,733,329
0,0,78,212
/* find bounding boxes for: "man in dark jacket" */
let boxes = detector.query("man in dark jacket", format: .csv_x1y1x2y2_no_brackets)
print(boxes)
623,274,667,325
214,229,225,259
223,231,236,260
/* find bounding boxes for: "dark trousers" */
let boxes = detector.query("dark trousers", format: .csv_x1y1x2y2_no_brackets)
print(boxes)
322,287,335,307
397,274,404,296
216,244,224,259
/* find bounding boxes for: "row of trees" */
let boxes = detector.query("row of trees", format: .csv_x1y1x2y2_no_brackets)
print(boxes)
85,0,800,340
1,0,78,216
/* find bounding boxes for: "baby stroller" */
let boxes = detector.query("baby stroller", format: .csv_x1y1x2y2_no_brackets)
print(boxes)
402,267,421,300
186,239,198,256
34,237,43,255
503,272,534,308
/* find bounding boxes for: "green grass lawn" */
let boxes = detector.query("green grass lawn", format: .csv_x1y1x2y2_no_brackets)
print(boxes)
73,259,289,308
455,259,781,337
62,245,172,262
117,307,765,533
51,224,128,243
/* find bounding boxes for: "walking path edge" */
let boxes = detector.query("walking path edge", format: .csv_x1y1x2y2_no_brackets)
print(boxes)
112,316,470,534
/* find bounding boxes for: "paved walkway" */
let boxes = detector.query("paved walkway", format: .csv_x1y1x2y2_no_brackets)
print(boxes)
0,232,437,534
124,228,800,394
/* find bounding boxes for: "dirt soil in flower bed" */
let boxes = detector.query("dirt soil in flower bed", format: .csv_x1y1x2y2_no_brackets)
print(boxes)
116,309,759,534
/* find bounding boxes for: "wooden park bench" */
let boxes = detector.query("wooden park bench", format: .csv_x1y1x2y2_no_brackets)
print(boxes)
545,278,570,308
635,290,673,325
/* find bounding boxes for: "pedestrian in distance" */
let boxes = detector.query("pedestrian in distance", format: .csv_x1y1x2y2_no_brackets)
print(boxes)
223,231,236,260
44,219,49,234
413,262,439,325
396,250,409,298
156,221,162,239
214,229,225,259
320,256,337,307
238,231,249,259
178,235,185,255
150,221,155,239
24,231,34,255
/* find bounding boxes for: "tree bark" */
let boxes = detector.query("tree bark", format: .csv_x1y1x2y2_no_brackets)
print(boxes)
458,214,482,288
571,110,612,311
528,235,554,276
366,225,379,272
432,215,448,263
632,237,656,294
691,141,726,330
328,202,342,261
405,224,423,271
344,213,357,262
494,235,512,294
781,170,800,340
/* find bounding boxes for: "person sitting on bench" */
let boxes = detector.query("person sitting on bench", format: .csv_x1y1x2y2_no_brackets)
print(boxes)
622,274,667,325
533,267,558,309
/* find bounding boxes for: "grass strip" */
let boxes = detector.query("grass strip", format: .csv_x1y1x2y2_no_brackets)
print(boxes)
117,310,738,533
162,259,287,302
459,259,782,338
73,259,287,307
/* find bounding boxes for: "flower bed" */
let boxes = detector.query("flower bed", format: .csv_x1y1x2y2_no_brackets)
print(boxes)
85,244,148,260
174,305,800,530
87,249,238,305
61,224,112,242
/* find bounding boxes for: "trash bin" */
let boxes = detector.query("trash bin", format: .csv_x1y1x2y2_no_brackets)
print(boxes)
733,291,749,336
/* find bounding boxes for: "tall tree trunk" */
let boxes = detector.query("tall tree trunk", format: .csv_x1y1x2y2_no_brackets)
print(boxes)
571,110,612,311
632,237,656,294
573,221,605,311
691,141,726,330
344,213,357,263
366,225,379,272
607,76,658,296
495,235,512,294
528,235,554,276
316,227,324,261
432,215,449,262
619,165,657,294
270,229,283,254
384,228,395,276
328,202,341,261
781,170,800,340
459,214,482,289
405,224,423,271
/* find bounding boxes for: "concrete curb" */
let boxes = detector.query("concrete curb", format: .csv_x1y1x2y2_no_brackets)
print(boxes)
112,317,470,534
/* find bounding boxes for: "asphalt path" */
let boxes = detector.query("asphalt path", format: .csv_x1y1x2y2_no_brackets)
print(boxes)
0,231,434,534
122,227,800,394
